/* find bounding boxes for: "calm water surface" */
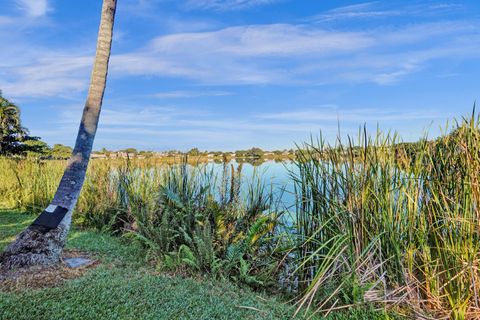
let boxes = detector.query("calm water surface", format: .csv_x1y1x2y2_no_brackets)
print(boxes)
204,160,297,210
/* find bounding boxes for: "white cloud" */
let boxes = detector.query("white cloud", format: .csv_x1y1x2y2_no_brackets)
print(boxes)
109,20,480,86
312,1,464,22
314,2,402,21
2,1,479,100
50,104,441,150
154,90,233,98
0,16,14,25
16,0,49,17
0,54,93,98
111,24,373,84
56,104,339,138
257,107,450,122
149,24,371,57
3,17,479,99
184,0,280,11
59,104,442,140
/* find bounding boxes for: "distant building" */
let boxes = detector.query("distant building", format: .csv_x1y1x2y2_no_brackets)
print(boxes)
91,153,107,159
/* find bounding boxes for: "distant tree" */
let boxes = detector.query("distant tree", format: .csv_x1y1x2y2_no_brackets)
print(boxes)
0,93,28,155
187,147,201,156
235,148,264,158
22,139,52,158
246,147,264,158
235,150,246,158
51,144,73,159
121,147,137,154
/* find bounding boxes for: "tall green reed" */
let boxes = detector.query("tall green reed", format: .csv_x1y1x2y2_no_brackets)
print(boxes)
290,112,480,319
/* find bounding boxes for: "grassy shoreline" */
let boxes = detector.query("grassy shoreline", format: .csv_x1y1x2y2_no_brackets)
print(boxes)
0,210,400,320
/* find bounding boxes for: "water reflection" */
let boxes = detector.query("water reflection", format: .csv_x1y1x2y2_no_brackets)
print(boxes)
204,160,297,211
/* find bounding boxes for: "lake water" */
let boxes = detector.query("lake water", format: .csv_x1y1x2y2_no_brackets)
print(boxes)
203,160,297,211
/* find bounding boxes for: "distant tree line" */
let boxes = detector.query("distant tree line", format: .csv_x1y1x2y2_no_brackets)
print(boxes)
2,90,430,162
91,147,294,158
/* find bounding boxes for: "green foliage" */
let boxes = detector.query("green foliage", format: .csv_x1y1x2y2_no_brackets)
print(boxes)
0,211,403,320
0,157,280,285
120,161,280,285
0,92,58,158
187,147,201,156
235,147,265,159
51,144,72,159
0,93,27,156
2,110,480,318
119,147,138,154
290,111,480,318
22,138,51,158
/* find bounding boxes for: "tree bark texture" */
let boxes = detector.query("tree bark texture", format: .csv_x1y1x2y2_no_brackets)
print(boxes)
0,0,117,270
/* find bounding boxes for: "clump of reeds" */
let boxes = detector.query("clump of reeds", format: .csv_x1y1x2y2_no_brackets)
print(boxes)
289,112,480,319
0,158,64,210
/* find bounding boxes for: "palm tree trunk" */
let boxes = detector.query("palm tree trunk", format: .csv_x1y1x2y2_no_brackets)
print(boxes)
0,0,117,269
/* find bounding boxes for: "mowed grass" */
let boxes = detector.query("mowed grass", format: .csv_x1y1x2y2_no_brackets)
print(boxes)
0,210,402,320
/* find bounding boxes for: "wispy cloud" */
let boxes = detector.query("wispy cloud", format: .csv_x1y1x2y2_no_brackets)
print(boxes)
148,24,370,57
0,54,92,98
312,1,464,22
257,107,450,122
45,103,443,150
45,103,343,149
0,16,14,25
16,0,49,17
184,0,281,11
314,1,402,21
110,20,480,86
111,24,372,84
153,90,233,98
5,0,474,150
2,2,479,99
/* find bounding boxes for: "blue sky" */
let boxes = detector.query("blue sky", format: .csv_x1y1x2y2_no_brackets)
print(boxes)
0,0,479,151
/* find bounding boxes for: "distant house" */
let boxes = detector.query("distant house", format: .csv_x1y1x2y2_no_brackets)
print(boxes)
154,152,167,157
91,153,107,159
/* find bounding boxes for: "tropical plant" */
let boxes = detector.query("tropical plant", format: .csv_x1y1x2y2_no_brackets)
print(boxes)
0,93,27,156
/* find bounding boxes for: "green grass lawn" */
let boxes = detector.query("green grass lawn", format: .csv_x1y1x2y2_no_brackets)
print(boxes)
0,210,403,320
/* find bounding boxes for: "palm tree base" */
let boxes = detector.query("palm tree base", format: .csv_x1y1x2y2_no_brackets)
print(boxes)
0,226,66,270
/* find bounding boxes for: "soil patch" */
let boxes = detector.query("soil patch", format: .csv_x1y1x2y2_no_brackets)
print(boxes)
0,250,98,292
